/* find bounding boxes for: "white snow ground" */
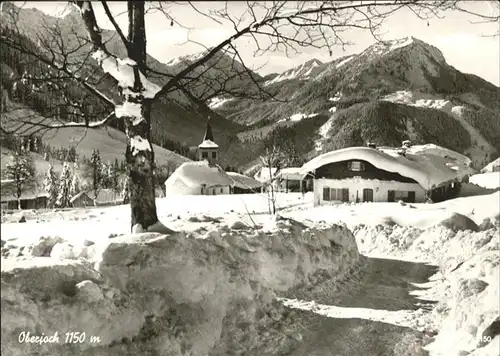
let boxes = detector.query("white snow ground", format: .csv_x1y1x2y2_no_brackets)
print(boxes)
1,189,499,356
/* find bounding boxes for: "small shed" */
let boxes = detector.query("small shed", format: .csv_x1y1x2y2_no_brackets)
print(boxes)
0,180,48,210
70,191,96,208
227,172,262,194
70,189,123,208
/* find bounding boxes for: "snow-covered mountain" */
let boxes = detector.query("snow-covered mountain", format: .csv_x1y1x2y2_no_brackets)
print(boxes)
2,1,498,171
264,59,324,85
210,36,500,170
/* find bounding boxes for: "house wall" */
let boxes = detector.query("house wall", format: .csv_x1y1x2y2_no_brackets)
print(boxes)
314,178,426,206
71,195,95,208
201,185,231,196
2,197,48,210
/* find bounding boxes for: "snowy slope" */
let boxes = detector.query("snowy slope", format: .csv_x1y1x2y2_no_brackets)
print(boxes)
381,91,497,169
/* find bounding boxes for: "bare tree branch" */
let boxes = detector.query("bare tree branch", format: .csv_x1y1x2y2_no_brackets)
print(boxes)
101,0,130,52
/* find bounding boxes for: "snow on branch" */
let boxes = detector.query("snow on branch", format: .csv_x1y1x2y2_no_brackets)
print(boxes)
130,135,151,156
91,50,160,98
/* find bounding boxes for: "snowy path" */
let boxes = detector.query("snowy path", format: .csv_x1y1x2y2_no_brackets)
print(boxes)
279,256,438,356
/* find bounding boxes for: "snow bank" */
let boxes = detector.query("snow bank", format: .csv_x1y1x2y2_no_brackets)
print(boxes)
1,218,360,356
350,220,499,356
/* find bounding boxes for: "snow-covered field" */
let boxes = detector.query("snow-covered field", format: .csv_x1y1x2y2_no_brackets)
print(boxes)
2,190,499,356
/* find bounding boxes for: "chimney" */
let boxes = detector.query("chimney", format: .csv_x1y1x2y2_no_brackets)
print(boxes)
402,140,411,148
367,142,377,149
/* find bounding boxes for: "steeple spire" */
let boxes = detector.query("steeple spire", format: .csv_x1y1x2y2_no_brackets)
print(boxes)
203,116,214,142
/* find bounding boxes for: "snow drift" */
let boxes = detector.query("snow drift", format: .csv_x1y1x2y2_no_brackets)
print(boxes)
1,217,360,356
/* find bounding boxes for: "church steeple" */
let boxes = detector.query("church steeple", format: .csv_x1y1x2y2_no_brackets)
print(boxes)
198,116,219,164
203,119,214,142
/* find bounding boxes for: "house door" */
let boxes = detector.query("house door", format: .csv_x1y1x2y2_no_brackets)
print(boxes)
363,188,374,202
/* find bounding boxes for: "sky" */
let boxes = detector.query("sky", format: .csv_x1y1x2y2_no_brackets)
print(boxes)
12,1,500,86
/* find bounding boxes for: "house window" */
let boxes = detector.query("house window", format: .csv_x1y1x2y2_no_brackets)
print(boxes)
201,151,208,159
348,161,365,172
388,190,416,203
212,152,217,159
220,188,223,193
323,187,349,202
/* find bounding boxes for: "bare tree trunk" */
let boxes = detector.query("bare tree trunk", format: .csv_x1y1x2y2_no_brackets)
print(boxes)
16,183,21,210
124,98,158,229
125,2,159,231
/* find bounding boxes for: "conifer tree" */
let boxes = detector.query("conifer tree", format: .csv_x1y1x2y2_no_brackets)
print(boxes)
90,149,102,197
56,162,72,208
43,163,58,208
69,162,80,197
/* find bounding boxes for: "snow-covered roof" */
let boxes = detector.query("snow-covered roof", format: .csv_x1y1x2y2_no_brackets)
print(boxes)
165,161,233,189
0,181,49,201
300,145,475,190
70,189,122,204
198,139,219,149
276,167,307,181
481,157,500,173
254,167,278,183
227,172,262,190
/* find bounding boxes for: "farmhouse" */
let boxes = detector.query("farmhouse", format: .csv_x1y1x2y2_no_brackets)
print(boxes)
227,172,262,194
300,143,475,206
0,180,48,210
70,189,123,208
165,161,233,196
275,167,314,193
